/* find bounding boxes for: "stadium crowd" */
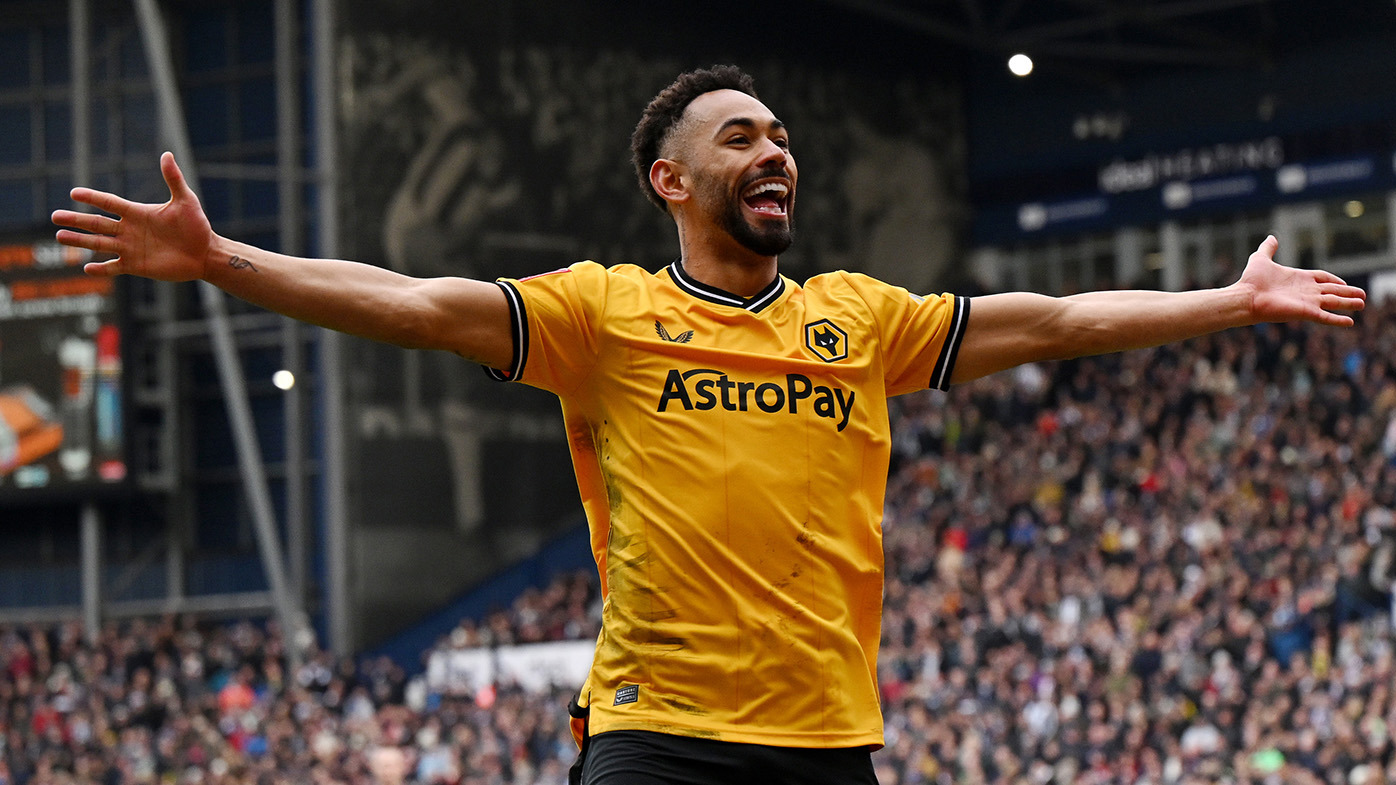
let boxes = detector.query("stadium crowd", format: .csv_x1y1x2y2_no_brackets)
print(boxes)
2,298,1394,785
875,296,1396,785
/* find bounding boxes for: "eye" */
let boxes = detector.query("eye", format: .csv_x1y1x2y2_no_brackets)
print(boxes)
726,135,750,146
773,137,790,150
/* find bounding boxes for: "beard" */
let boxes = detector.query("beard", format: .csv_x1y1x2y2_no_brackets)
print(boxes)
721,197,795,257
695,168,795,257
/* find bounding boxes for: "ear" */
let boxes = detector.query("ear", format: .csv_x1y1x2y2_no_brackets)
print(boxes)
650,159,689,207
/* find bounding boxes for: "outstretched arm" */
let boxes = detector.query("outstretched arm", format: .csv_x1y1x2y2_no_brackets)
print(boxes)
950,237,1366,384
52,152,512,368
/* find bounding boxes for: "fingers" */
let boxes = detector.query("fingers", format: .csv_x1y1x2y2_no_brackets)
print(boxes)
68,186,139,217
1255,235,1279,259
1316,310,1355,328
53,229,129,265
1314,280,1366,325
51,209,120,235
64,153,184,216
1318,280,1366,308
54,211,125,270
83,259,126,278
1321,295,1366,312
161,151,193,201
54,228,114,254
1312,268,1348,286
1320,291,1367,312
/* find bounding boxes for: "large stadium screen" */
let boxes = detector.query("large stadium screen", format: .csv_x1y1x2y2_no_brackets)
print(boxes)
0,233,127,501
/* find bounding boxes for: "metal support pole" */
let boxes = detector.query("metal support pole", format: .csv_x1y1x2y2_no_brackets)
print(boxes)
70,0,91,191
312,0,351,655
130,0,304,670
282,319,306,598
275,0,308,614
72,0,100,647
80,504,102,643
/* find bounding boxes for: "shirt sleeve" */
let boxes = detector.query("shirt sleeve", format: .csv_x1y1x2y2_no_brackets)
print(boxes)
840,271,971,396
484,261,608,396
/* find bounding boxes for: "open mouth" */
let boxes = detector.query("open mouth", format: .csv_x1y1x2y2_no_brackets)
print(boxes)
741,180,790,217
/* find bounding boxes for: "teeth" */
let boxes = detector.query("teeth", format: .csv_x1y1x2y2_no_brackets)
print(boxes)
742,182,789,200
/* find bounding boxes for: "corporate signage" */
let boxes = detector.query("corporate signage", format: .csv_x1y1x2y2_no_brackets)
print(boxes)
0,236,127,501
1097,138,1287,195
974,134,1396,243
426,639,593,695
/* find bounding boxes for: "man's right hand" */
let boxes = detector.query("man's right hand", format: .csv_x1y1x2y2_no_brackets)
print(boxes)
52,152,514,369
52,151,214,283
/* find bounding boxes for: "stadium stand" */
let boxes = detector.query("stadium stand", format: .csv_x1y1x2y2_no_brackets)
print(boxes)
2,291,1392,785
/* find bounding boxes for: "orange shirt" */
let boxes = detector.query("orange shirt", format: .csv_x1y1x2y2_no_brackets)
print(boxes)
489,261,968,748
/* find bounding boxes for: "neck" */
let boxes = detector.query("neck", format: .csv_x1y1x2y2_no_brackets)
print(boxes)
678,254,778,298
674,222,779,298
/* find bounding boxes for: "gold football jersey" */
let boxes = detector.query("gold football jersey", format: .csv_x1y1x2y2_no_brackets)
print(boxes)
488,260,968,748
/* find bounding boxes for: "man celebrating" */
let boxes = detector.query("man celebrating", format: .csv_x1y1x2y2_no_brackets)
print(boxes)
53,66,1364,784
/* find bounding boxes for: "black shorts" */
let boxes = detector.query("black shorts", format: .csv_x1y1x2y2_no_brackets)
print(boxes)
576,729,878,785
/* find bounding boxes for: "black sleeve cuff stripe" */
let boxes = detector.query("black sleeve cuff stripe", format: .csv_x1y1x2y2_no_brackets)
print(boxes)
484,280,528,382
930,295,970,392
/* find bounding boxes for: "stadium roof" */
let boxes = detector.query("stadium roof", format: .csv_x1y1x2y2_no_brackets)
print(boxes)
812,0,1396,85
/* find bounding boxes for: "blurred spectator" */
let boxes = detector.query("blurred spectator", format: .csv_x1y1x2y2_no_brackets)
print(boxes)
1,299,1393,784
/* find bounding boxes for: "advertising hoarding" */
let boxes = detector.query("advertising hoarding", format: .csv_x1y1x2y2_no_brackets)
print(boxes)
0,235,127,502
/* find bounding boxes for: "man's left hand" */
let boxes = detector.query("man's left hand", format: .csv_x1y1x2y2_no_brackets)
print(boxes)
1237,236,1367,326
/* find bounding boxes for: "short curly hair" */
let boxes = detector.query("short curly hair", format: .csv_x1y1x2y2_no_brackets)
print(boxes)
631,65,760,212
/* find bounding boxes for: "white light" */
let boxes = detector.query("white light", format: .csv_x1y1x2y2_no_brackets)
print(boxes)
1345,200,1365,219
1008,53,1034,77
272,370,296,390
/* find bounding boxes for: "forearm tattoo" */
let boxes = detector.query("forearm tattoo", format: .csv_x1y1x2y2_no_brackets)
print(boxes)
228,255,258,272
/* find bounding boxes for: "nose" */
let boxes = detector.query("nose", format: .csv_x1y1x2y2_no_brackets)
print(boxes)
756,138,789,169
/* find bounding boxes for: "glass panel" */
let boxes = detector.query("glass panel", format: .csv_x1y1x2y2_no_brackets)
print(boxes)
44,100,72,160
184,6,229,73
122,93,158,155
0,30,30,88
40,24,69,85
119,31,147,78
244,229,280,254
0,106,32,165
46,176,74,213
91,97,111,152
0,180,36,227
242,178,278,219
123,165,164,204
239,75,276,141
201,177,232,220
187,84,231,147
236,0,276,65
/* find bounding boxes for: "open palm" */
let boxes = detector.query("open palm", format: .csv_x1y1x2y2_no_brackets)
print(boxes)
51,152,214,282
1237,236,1366,326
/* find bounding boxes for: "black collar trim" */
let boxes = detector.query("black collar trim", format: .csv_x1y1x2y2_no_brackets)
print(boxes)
668,260,785,313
